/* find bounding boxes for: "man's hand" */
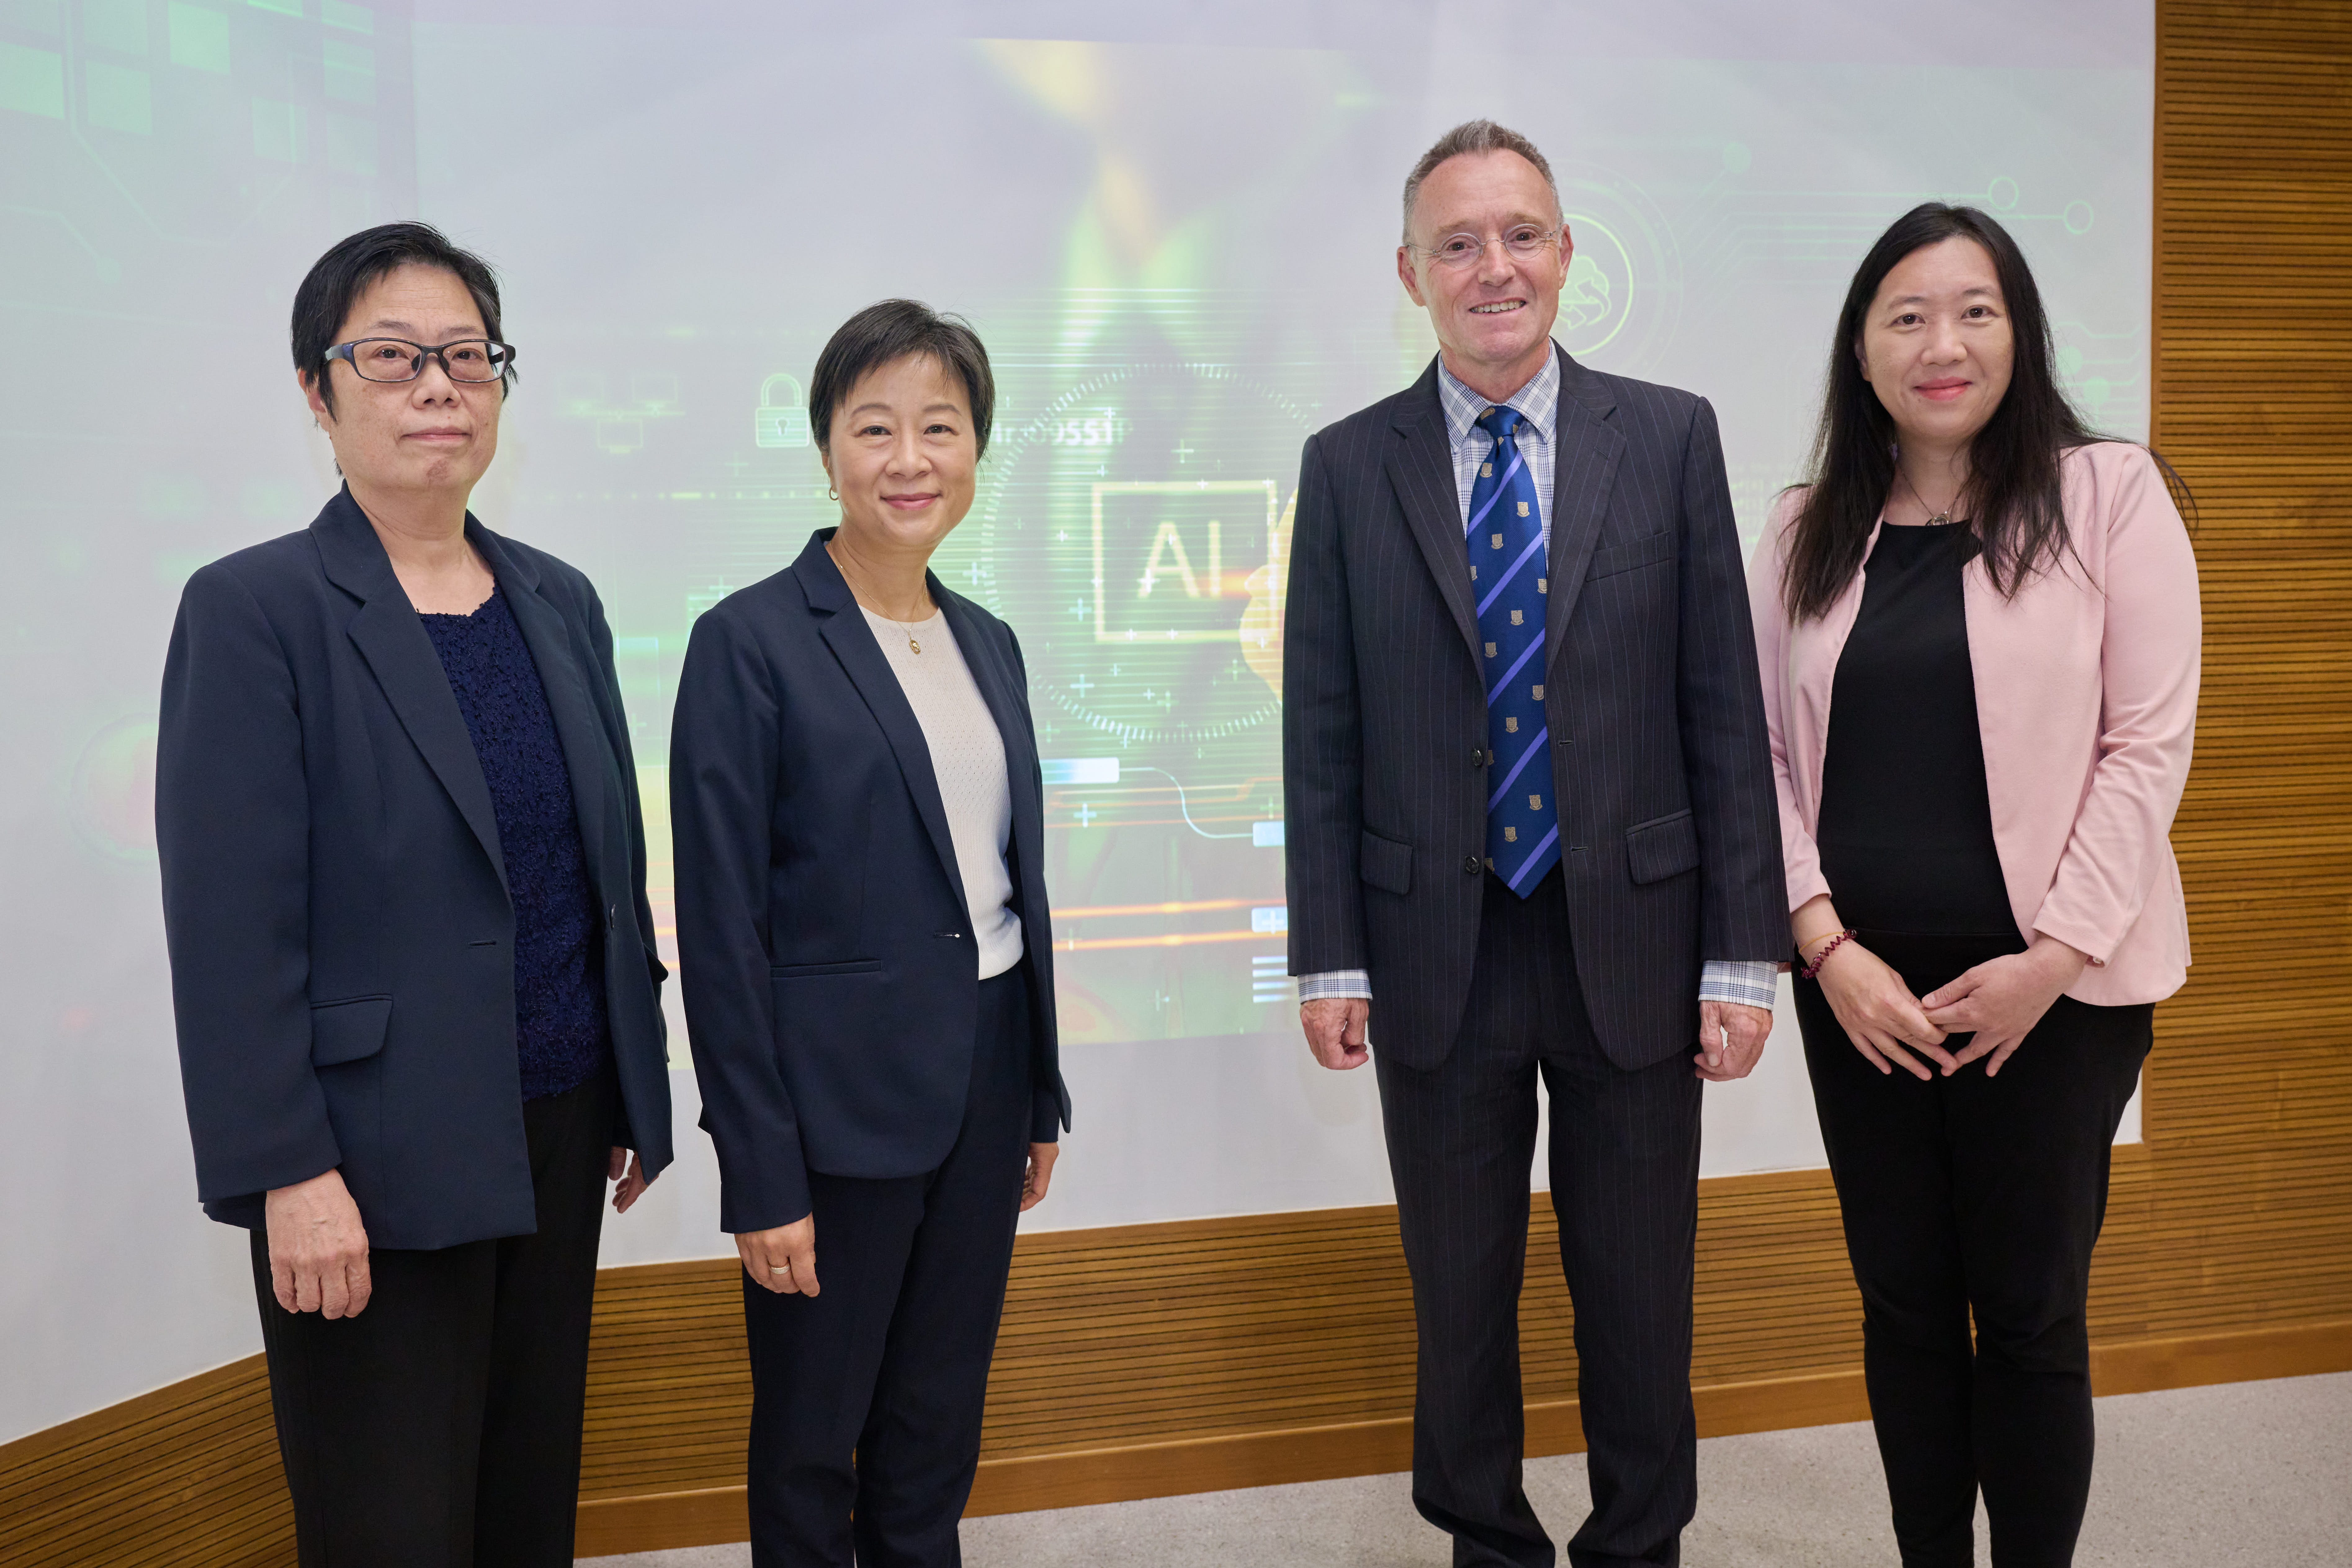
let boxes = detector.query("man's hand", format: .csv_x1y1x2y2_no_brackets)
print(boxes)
1921,937,2087,1077
1694,1000,1773,1082
738,1215,819,1297
1301,997,1370,1069
1021,1142,1059,1211
608,1146,653,1213
264,1168,371,1319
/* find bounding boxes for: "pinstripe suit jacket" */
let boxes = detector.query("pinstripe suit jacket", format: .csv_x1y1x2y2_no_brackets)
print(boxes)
1283,347,1786,1070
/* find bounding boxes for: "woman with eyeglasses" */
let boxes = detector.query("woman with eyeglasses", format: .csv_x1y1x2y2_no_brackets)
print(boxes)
156,221,673,1568
672,299,1069,1566
1749,204,2199,1565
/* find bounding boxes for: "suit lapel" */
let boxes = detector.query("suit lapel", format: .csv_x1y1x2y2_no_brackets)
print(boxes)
937,586,1042,919
313,490,507,893
1385,363,1483,668
1543,347,1625,676
795,534,970,919
476,523,618,911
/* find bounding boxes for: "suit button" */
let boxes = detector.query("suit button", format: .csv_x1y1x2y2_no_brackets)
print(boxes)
1463,855,1482,875
1471,748,1488,767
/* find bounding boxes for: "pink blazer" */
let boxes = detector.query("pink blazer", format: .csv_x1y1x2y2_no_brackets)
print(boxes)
1748,441,2200,1006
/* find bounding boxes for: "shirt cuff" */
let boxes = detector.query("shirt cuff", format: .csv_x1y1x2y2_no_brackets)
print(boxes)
1700,960,1778,1010
1297,969,1372,1002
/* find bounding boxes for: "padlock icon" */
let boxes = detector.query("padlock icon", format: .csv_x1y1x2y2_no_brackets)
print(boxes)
754,373,809,448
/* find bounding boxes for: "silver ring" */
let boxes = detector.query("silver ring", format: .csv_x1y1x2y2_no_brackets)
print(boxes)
769,1262,791,1273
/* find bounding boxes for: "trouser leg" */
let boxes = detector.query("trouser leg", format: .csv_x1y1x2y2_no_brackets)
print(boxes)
1543,1031,1702,1568
1375,871,1560,1568
1946,997,2151,1568
1796,956,1977,1568
474,1064,619,1568
743,1162,929,1568
853,968,1036,1568
251,1229,496,1568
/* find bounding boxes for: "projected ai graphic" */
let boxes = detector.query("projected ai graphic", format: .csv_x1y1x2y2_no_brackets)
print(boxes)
2,3,2155,1058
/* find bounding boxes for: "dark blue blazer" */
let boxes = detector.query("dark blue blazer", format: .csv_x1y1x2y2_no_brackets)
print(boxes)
156,489,674,1251
671,531,1069,1234
1284,348,1787,1070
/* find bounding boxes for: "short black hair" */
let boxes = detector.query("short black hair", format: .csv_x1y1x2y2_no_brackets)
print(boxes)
292,221,509,415
808,300,995,460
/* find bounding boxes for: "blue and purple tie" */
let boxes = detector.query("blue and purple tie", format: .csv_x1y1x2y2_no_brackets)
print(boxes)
1468,405,1560,894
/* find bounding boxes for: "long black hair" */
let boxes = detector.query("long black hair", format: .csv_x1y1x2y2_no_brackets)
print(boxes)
1782,203,2117,621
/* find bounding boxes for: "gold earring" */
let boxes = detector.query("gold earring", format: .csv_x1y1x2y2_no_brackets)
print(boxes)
827,485,840,502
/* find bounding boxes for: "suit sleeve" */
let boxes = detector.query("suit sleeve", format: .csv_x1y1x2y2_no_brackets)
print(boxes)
157,563,339,1204
1282,431,1370,978
581,577,669,1155
1673,398,1791,963
2030,451,2201,963
1004,623,1067,1145
1746,493,1832,916
671,608,809,1229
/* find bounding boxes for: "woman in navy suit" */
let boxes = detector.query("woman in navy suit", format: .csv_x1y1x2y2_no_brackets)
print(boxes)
155,222,672,1568
672,299,1069,1567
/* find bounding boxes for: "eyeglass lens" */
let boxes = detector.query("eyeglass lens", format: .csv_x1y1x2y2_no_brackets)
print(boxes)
347,339,512,383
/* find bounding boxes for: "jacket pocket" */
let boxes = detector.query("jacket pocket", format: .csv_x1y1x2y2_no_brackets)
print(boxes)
310,995,392,1067
1360,829,1413,895
769,958,885,979
1585,531,1674,580
1625,809,1699,885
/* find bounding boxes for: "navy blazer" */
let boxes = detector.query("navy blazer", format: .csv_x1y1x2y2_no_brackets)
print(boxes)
1283,348,1788,1070
156,489,674,1250
671,531,1069,1234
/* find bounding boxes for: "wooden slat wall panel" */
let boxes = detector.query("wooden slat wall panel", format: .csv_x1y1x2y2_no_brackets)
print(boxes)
4,5,2348,1560
2142,0,2352,1350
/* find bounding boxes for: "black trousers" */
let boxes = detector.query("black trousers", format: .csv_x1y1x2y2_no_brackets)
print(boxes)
1795,931,2151,1568
249,1064,617,1568
1375,870,1703,1568
743,965,1035,1568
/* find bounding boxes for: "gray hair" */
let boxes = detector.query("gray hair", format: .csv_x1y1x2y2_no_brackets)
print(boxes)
1400,119,1561,244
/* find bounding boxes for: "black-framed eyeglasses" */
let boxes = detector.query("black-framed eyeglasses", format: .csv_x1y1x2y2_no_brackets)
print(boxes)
1409,224,1563,271
325,338,517,384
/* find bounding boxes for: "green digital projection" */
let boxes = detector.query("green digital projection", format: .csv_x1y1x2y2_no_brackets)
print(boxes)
2,7,2151,1057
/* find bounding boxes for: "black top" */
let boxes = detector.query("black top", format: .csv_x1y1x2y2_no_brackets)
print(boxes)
1815,523,2019,938
420,584,611,1100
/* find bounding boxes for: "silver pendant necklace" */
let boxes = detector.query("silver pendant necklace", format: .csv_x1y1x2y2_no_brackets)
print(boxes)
1897,466,1962,526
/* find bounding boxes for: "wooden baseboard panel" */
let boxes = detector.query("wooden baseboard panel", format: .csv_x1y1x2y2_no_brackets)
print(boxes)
569,1318,2350,1553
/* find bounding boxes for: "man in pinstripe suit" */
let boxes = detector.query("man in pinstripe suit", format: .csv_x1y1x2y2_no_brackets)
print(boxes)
1283,121,1787,1568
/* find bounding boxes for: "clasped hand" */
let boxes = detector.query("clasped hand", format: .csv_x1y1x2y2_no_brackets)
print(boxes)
1816,935,2085,1080
1919,938,2088,1077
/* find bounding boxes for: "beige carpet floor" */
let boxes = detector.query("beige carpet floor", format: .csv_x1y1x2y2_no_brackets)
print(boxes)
581,1370,2351,1566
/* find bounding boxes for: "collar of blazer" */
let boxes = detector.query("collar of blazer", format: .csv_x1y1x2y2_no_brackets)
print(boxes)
309,486,617,908
1383,343,1626,680
788,528,976,924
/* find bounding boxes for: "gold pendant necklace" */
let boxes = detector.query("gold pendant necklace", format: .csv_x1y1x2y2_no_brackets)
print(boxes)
837,549,928,653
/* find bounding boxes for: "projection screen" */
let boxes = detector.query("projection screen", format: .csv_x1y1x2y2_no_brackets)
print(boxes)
0,0,2153,1439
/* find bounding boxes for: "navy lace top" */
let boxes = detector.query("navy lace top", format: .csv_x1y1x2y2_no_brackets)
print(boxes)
419,584,611,1101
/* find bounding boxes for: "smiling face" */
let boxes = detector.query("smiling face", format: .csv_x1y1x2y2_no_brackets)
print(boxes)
1857,236,2015,456
821,353,978,562
301,262,501,503
1396,149,1570,396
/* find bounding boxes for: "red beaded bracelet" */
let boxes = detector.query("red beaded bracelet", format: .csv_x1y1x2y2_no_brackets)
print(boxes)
1798,929,1858,980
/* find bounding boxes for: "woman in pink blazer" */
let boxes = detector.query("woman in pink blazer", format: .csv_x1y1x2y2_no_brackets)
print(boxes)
1749,204,2198,1567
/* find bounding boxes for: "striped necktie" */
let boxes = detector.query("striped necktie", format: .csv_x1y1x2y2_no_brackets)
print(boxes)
1468,405,1560,895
